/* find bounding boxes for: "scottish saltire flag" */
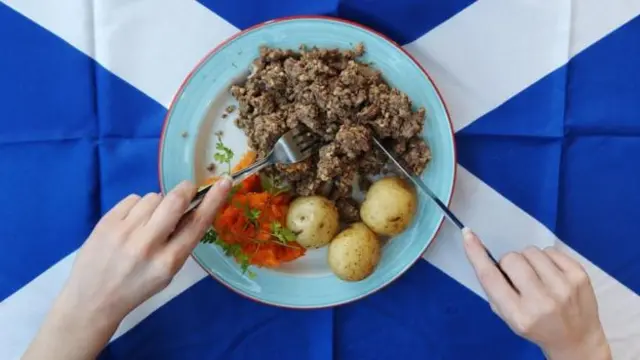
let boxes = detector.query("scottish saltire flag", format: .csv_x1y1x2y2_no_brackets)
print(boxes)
1,0,640,359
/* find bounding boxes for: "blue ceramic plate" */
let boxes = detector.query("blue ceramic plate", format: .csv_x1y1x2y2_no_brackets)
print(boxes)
159,16,456,308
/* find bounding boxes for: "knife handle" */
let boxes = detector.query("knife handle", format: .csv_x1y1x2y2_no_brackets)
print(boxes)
482,244,514,287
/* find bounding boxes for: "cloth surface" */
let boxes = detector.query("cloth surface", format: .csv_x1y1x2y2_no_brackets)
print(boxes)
1,1,639,359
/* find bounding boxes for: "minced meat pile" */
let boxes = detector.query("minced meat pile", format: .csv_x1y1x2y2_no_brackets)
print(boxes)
230,44,431,222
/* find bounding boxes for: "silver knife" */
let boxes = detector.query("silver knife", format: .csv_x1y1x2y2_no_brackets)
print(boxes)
372,137,508,274
372,137,464,229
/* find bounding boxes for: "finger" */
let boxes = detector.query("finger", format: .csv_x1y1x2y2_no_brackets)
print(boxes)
145,181,197,239
462,229,520,315
125,192,163,226
544,247,589,285
164,177,232,262
100,194,141,223
544,247,583,272
522,246,568,296
500,252,546,296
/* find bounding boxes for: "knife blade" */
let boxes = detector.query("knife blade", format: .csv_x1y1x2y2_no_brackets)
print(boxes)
372,137,509,277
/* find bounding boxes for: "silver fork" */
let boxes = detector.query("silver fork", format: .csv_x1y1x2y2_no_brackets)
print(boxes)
185,127,319,213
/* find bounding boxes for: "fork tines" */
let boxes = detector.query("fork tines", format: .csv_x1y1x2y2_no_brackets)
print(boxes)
292,128,320,153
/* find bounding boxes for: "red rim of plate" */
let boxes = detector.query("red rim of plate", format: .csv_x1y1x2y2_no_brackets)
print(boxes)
157,15,458,309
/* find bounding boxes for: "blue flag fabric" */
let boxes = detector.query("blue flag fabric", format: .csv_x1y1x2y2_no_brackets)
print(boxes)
1,1,639,359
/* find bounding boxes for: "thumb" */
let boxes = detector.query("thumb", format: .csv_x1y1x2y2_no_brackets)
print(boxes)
165,177,233,261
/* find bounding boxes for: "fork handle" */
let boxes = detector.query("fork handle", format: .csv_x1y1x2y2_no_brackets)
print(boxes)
184,156,272,214
231,156,272,183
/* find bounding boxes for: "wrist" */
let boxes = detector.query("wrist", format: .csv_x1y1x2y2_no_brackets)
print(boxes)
51,284,123,336
544,330,611,360
24,288,122,360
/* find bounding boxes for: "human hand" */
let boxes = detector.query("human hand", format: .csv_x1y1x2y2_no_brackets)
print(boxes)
24,178,232,360
462,229,611,360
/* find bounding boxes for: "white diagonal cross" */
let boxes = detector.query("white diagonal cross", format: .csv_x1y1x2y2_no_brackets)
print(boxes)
1,0,639,359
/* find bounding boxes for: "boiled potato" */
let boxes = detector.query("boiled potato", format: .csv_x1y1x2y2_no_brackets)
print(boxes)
287,196,339,248
328,223,381,281
360,177,417,236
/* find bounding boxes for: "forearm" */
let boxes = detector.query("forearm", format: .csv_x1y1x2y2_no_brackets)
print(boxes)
23,288,120,360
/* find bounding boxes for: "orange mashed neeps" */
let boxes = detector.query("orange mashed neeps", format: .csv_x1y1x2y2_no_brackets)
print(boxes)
204,151,305,268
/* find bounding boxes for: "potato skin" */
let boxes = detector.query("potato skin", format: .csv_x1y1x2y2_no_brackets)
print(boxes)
286,196,340,249
328,223,381,281
360,177,417,236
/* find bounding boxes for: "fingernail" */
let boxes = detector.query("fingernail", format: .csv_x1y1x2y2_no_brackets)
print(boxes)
178,180,195,190
461,227,475,247
215,176,233,190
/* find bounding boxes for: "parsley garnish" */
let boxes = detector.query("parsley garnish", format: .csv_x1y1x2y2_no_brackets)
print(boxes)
247,208,261,224
236,252,252,274
232,201,261,228
260,174,290,196
271,222,297,244
201,228,218,244
213,135,234,174
201,229,255,278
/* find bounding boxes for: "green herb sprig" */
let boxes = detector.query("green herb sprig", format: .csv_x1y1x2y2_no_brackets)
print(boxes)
201,229,255,278
231,201,261,228
260,174,290,196
247,208,261,224
271,221,297,244
213,135,234,174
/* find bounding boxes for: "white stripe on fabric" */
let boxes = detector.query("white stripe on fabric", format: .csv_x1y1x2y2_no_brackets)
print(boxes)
92,0,237,107
0,0,95,56
1,0,639,359
0,1,233,358
404,0,640,132
405,2,640,357
0,254,74,360
424,166,558,297
424,168,640,360
2,0,237,108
